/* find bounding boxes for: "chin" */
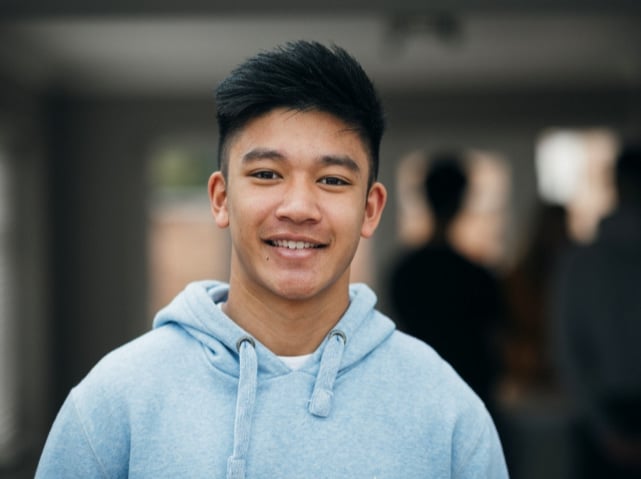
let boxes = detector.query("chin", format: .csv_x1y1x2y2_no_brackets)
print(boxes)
265,270,347,302
274,286,318,302
270,279,323,301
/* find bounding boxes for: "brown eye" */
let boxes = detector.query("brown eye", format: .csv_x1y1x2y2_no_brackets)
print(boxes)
252,170,279,180
319,176,348,186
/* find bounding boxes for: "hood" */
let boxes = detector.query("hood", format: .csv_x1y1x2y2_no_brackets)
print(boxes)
152,280,395,479
152,280,395,378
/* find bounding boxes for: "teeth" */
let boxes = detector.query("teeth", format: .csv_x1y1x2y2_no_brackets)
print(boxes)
273,240,317,249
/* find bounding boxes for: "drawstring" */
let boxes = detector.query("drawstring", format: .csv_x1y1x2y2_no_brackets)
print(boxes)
226,329,346,478
308,330,347,417
227,336,257,479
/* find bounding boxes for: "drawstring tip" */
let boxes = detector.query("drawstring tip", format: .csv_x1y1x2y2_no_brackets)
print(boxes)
308,329,345,418
308,389,333,417
227,457,246,479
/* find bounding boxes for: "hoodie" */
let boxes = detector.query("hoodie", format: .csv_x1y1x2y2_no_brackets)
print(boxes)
36,281,508,478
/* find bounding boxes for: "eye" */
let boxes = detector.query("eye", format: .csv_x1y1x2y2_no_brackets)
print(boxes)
319,176,349,186
251,170,280,180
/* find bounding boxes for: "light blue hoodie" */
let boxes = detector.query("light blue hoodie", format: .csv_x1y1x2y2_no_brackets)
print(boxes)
36,281,508,478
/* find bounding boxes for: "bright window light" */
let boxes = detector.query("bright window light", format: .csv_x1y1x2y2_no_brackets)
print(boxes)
535,128,618,242
535,131,586,205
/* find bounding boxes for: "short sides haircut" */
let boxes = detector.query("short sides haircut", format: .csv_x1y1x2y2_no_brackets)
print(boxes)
215,41,385,187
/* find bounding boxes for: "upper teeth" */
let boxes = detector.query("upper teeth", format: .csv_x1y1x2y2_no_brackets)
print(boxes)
273,240,316,249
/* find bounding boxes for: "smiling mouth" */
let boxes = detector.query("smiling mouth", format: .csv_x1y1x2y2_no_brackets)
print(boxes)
267,239,325,250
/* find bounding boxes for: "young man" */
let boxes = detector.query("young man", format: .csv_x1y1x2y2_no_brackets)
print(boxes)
36,41,508,478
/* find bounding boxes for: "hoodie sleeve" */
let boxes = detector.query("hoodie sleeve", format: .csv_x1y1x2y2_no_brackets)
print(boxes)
35,389,129,479
452,410,509,479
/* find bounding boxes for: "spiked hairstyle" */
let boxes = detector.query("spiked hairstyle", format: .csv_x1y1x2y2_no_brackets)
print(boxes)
215,41,385,187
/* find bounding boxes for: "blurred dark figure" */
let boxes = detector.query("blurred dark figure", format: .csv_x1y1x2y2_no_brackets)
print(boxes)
389,153,504,409
502,202,573,397
555,143,641,478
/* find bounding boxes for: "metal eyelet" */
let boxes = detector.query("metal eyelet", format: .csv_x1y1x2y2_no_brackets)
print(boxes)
329,330,347,344
236,336,256,352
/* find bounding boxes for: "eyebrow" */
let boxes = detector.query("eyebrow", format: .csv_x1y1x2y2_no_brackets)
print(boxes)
242,148,285,163
319,155,361,174
242,148,361,175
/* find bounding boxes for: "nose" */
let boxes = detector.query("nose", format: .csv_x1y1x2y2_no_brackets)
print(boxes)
275,178,322,224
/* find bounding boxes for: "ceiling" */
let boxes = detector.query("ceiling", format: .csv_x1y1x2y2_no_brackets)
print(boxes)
1,2,641,96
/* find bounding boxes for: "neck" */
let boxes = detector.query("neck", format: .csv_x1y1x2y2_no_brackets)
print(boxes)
222,278,350,356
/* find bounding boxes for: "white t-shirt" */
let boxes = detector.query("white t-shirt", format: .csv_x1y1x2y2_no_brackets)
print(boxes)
278,354,313,371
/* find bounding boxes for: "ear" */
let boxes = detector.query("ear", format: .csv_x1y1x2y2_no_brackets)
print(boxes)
208,171,230,228
361,182,387,238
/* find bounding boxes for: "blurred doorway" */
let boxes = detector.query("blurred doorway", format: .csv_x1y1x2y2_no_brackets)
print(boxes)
146,138,229,318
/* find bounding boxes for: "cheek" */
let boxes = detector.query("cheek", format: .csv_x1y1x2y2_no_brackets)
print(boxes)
337,205,367,239
228,193,272,231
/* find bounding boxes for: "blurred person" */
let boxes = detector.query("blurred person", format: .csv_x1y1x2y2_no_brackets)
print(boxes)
555,142,641,478
35,42,508,478
502,202,573,397
389,153,505,411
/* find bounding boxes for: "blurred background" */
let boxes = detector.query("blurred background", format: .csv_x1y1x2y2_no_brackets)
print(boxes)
1,1,640,477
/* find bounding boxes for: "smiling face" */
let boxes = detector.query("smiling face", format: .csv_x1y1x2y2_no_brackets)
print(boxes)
208,108,386,309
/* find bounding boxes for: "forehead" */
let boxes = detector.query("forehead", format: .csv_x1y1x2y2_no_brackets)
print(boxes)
226,108,371,168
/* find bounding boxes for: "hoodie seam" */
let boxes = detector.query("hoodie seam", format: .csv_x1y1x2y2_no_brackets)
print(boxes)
452,411,489,476
69,391,111,479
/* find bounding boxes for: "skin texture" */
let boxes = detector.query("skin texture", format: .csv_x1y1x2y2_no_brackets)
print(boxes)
208,108,387,355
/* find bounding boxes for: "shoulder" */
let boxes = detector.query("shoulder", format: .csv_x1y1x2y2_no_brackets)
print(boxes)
383,329,441,363
38,327,191,478
389,248,422,278
73,324,194,404
379,330,486,408
372,330,507,473
453,251,497,281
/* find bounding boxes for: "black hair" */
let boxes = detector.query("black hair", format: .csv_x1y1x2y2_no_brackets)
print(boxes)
215,41,385,187
424,152,468,228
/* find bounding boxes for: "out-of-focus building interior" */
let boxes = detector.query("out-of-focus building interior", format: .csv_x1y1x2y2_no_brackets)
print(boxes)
1,1,640,477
